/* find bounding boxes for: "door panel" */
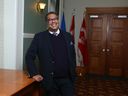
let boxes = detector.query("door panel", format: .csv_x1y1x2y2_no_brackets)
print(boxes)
124,19,128,77
107,15,126,76
88,15,106,75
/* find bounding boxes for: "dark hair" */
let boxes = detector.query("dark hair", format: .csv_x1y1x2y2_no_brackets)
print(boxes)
45,11,59,21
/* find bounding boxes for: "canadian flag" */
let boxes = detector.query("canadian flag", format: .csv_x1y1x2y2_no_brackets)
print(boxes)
69,15,75,43
77,16,89,66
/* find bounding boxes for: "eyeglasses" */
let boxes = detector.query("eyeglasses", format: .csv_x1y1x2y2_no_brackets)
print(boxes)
47,17,58,22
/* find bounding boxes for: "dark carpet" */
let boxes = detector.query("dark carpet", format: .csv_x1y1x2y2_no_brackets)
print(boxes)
75,75,128,96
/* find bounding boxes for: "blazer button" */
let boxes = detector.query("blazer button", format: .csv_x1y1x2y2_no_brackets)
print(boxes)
50,72,54,75
51,61,55,63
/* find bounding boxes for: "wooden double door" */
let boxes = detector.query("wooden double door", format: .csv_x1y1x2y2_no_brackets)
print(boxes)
86,8,128,77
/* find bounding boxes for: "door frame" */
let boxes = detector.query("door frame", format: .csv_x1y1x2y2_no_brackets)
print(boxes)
86,7,128,14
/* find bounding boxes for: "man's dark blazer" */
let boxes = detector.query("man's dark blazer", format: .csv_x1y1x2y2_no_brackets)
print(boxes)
25,29,76,90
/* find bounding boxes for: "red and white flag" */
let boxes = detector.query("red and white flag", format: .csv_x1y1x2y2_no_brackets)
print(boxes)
69,15,75,43
77,16,89,66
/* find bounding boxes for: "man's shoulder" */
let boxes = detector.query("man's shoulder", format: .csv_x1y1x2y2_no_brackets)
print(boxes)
35,30,48,36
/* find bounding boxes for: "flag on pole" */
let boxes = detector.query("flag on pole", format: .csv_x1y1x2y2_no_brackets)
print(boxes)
60,12,66,32
77,16,89,66
69,15,75,43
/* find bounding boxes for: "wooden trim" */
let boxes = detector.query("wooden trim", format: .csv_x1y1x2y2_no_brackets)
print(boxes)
86,7,128,14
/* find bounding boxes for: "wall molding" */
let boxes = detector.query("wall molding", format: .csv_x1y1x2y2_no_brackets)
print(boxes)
24,33,35,38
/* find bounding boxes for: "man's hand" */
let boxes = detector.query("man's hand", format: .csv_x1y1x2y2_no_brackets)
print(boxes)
32,74,43,82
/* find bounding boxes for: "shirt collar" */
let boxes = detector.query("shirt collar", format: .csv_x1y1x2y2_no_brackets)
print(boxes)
49,29,60,36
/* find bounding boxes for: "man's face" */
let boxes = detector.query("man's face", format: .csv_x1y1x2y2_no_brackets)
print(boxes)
47,14,59,32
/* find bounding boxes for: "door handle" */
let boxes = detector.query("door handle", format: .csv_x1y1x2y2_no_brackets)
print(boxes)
106,49,110,52
102,49,105,52
102,49,110,52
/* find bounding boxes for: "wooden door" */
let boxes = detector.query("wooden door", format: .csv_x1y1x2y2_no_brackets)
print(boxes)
88,14,107,75
86,7,128,76
107,14,128,76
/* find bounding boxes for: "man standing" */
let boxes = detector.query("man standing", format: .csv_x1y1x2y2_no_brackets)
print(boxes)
25,12,76,96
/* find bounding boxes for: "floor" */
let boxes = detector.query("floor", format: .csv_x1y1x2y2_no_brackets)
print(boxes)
75,74,128,96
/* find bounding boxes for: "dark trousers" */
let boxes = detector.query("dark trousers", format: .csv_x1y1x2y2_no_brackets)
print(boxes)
44,78,75,96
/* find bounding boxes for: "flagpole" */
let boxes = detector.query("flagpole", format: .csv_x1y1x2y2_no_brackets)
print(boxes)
70,9,76,43
83,10,86,18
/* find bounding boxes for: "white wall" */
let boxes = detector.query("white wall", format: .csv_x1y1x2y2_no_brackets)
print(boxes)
0,0,4,68
0,0,24,70
3,0,17,69
16,0,24,70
